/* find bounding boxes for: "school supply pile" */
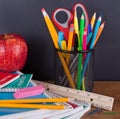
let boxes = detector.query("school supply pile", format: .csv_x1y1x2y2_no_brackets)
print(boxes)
41,3,105,91
0,80,114,119
0,82,90,119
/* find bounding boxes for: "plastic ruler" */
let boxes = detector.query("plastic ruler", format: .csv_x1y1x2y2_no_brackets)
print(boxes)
33,80,114,111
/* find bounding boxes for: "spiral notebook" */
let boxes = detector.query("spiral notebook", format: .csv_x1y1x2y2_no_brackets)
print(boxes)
0,74,33,92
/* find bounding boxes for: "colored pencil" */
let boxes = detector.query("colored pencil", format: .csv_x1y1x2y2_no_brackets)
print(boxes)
0,98,69,103
94,21,105,46
41,8,75,88
90,12,96,30
0,103,64,110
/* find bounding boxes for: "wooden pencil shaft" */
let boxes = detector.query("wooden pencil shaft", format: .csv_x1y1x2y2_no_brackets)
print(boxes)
0,103,64,110
0,98,69,103
42,9,75,88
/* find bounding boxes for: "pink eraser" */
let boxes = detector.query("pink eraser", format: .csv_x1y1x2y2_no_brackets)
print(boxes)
13,85,45,99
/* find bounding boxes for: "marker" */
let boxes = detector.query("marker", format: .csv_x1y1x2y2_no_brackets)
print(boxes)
61,40,66,51
58,31,64,48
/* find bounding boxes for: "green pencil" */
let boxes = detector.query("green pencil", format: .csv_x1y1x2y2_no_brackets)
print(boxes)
77,13,85,89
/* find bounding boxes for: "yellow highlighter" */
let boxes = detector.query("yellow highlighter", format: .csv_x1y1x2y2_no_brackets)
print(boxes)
61,40,66,50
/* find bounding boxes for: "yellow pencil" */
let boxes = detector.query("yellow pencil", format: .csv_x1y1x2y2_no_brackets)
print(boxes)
74,11,79,40
91,12,96,30
41,8,75,88
0,98,69,103
0,103,64,110
94,21,105,46
66,24,74,64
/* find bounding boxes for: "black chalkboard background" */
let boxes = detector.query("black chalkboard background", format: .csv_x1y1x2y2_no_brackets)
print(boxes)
0,0,120,81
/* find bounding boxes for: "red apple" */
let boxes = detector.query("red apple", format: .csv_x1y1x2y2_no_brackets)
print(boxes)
0,33,28,72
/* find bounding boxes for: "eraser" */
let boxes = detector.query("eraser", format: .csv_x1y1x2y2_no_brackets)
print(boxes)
13,85,45,99
41,8,45,12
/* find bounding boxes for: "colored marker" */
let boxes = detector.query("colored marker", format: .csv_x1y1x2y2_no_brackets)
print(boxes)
58,31,64,48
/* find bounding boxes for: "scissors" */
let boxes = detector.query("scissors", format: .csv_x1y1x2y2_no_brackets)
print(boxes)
52,3,89,42
52,8,73,42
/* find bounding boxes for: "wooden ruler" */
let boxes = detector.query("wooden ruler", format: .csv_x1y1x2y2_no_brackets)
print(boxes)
33,80,114,111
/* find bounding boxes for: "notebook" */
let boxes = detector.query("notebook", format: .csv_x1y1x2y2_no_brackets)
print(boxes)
0,86,56,117
0,72,20,88
0,80,44,116
0,74,33,92
0,90,91,119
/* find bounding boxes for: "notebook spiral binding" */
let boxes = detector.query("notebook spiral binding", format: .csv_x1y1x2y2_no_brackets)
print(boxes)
0,88,22,92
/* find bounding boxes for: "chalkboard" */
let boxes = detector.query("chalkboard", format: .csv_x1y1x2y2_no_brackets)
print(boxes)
0,0,120,81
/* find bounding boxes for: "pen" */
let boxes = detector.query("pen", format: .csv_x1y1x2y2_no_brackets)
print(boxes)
58,31,64,48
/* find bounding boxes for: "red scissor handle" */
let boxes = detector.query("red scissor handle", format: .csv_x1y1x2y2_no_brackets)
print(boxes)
52,8,73,41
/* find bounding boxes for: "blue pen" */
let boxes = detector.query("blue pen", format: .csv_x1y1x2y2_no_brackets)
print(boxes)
89,15,102,49
58,31,64,49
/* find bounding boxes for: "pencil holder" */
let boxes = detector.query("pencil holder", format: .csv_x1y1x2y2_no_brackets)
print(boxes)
54,48,95,92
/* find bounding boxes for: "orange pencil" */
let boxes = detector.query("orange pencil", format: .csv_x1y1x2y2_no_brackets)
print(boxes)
94,21,105,46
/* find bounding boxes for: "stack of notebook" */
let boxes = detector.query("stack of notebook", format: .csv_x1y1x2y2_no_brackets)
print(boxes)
0,72,91,119
0,72,33,92
0,91,91,119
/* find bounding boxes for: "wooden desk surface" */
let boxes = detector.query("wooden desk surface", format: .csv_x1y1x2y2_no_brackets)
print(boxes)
82,81,120,119
34,80,120,119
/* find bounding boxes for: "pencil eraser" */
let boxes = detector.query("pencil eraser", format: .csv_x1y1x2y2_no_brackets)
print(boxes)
41,8,45,12
13,85,45,99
